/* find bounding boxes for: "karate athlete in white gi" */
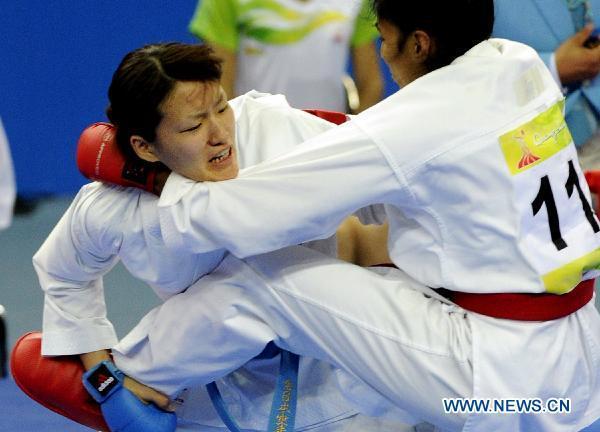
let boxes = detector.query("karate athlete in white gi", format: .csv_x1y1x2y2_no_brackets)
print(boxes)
34,43,406,431
109,1,600,431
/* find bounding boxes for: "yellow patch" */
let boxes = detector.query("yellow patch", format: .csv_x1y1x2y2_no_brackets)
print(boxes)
499,101,572,176
543,248,600,294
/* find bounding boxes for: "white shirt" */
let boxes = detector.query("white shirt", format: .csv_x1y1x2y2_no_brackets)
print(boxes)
189,0,378,111
233,0,365,111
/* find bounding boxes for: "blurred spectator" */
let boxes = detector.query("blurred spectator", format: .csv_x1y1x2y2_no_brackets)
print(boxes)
0,305,5,378
0,117,12,378
189,0,383,113
0,118,15,230
493,0,600,169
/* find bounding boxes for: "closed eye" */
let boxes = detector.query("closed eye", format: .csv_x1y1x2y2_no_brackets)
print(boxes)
181,123,202,133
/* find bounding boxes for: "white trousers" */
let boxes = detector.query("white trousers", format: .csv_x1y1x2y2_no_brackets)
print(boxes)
114,246,472,431
175,413,419,432
113,245,600,431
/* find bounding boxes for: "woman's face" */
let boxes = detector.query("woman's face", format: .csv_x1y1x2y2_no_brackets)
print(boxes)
149,80,238,182
377,19,429,87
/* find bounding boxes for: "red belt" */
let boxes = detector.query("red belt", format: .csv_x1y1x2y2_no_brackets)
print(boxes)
372,264,594,321
436,279,595,321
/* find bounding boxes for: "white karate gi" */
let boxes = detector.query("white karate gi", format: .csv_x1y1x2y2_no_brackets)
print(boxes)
114,40,600,431
0,118,15,230
35,92,410,431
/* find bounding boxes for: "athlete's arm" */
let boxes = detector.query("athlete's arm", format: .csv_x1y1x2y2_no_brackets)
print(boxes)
34,187,123,357
210,43,237,99
81,351,172,410
157,120,402,257
351,42,384,113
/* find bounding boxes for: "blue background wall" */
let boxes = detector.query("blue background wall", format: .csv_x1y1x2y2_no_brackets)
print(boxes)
1,2,396,196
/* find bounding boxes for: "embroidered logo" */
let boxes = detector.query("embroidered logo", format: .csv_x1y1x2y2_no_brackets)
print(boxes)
514,129,540,169
499,101,573,176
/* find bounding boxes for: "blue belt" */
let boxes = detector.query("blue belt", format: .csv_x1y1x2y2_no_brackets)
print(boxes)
206,345,300,432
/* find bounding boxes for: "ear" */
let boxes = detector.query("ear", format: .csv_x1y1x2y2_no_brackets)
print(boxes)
412,30,434,62
130,135,160,163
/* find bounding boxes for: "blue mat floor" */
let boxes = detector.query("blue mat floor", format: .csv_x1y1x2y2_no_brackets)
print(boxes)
0,197,160,431
0,377,91,431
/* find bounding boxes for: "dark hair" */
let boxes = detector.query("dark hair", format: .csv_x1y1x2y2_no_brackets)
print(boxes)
371,0,494,70
106,42,223,160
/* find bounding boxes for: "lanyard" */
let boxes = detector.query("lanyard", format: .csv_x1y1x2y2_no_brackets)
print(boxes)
206,349,300,432
565,0,594,25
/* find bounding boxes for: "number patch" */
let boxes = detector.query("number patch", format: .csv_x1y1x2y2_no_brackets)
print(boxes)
532,160,599,251
499,102,600,293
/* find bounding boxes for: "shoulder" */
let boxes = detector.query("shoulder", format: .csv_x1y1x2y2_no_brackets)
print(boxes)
75,182,145,217
232,90,333,126
232,91,337,164
230,91,291,113
72,182,152,244
232,91,311,134
356,39,557,133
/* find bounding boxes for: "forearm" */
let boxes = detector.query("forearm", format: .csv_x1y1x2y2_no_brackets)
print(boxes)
35,190,120,355
352,42,384,113
80,349,112,370
82,353,173,413
158,122,399,257
357,80,384,113
210,43,237,99
38,254,118,355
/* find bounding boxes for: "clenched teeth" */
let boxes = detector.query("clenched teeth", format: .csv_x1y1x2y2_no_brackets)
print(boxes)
210,148,231,163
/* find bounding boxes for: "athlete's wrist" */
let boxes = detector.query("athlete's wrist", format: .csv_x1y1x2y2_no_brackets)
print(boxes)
80,350,111,371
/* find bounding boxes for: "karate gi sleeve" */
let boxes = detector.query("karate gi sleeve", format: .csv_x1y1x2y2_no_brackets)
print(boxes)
158,120,402,258
34,186,122,356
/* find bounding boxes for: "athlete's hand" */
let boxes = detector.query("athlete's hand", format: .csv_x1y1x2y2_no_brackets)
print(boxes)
80,351,172,410
123,376,173,411
82,361,177,431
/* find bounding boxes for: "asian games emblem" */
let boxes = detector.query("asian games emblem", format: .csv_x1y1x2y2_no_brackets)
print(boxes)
514,129,540,169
